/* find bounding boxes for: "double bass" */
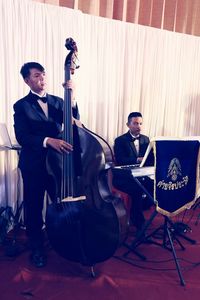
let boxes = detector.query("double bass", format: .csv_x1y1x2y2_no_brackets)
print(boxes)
46,38,128,272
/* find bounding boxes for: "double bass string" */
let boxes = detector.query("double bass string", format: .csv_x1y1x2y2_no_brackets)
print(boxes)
62,38,79,224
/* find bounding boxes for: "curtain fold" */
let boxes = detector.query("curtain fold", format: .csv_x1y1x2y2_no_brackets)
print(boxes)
1,0,200,210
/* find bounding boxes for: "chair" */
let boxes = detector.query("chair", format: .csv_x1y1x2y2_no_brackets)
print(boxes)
123,137,200,286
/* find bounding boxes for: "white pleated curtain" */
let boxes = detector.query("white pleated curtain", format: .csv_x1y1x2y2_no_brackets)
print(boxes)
0,0,200,210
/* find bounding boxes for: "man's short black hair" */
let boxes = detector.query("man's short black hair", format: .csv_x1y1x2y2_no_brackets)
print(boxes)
20,62,45,79
127,112,142,123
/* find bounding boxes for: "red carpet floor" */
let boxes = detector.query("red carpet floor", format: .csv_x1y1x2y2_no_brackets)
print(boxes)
0,206,200,300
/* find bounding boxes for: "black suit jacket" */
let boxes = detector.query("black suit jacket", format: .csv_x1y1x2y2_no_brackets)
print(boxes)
13,91,79,172
114,131,150,166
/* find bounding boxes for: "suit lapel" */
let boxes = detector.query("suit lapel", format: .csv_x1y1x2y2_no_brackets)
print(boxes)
47,94,60,122
32,102,48,121
126,132,138,156
28,92,48,121
130,141,138,156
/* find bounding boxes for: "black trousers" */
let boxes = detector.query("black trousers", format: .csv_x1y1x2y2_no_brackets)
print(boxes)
20,166,50,250
112,170,153,229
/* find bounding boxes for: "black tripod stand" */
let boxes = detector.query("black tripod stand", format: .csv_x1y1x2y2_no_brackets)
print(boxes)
191,197,200,225
3,200,26,257
122,176,196,287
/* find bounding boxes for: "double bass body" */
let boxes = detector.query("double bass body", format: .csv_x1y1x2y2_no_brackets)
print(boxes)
45,38,128,266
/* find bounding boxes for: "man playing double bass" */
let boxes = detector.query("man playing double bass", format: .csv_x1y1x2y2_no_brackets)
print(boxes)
13,62,79,268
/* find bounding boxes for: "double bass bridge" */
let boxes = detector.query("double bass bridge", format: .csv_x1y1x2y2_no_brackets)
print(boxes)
61,195,86,202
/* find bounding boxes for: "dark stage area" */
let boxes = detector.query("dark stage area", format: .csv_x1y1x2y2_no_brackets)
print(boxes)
1,204,200,300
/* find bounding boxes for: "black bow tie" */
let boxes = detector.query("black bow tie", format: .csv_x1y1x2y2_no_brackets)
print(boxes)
31,93,47,103
132,136,140,142
38,96,47,103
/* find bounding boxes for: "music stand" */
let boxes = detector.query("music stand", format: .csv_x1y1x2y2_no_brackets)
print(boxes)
0,123,24,256
123,138,200,286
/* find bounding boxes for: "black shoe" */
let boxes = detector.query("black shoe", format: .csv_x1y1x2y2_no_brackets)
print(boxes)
30,249,47,268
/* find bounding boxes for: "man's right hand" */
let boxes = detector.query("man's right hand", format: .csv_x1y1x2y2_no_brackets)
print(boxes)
46,137,73,154
137,157,143,163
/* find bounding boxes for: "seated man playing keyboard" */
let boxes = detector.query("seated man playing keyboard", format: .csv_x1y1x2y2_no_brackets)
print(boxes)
113,112,154,231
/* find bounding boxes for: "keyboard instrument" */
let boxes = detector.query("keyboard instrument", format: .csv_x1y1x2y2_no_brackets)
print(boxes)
113,165,154,178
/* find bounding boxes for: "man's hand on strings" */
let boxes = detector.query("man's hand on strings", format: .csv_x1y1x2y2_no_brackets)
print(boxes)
62,79,76,103
46,137,73,154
